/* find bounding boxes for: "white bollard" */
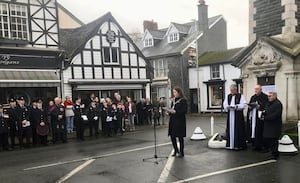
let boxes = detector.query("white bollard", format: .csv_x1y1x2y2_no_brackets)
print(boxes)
298,121,300,147
210,115,214,136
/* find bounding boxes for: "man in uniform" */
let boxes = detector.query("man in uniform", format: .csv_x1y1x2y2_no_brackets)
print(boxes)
50,97,67,144
87,101,100,137
30,99,39,147
7,98,17,149
247,84,268,151
34,99,49,146
74,97,85,141
15,96,32,148
0,104,12,151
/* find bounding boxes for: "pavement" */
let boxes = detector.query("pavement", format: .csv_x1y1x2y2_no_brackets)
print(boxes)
0,115,299,183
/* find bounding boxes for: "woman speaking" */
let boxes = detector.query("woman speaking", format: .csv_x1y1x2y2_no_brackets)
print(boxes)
168,87,187,158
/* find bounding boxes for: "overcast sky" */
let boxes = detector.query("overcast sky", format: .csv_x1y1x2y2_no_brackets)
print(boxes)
58,0,249,49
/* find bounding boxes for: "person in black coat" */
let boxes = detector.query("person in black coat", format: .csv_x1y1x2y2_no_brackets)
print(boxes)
247,84,268,150
104,98,114,137
50,97,67,144
34,100,49,146
0,105,12,151
145,98,153,125
7,98,17,149
73,97,86,141
15,96,32,148
136,99,145,125
87,101,100,137
168,87,187,158
262,92,283,159
30,99,39,147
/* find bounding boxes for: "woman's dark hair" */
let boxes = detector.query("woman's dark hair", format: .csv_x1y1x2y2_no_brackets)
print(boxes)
173,86,185,99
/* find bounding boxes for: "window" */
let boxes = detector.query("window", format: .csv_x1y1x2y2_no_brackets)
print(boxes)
153,59,168,77
0,3,28,40
257,76,275,86
209,85,223,108
144,38,153,47
0,3,9,38
168,32,179,43
211,65,220,79
102,47,119,64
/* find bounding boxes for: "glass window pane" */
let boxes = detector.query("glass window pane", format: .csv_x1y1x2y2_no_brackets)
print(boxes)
103,47,110,63
210,85,222,107
111,48,118,63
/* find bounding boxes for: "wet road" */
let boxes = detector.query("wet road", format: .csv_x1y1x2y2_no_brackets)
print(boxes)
0,115,298,183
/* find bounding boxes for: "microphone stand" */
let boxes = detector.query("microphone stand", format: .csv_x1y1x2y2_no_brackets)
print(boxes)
143,112,168,164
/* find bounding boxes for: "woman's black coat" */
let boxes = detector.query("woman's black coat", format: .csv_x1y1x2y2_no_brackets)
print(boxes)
168,98,187,137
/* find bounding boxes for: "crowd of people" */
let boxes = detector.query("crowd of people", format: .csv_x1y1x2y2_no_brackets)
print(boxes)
0,84,284,160
223,84,283,160
0,92,168,151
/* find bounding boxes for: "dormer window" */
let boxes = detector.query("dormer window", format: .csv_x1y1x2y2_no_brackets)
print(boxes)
168,32,179,43
0,3,29,40
144,38,153,47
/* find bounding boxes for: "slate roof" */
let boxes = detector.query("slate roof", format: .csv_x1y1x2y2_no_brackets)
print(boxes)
59,12,146,63
198,47,244,66
171,22,191,34
148,30,166,39
232,33,300,67
140,15,223,58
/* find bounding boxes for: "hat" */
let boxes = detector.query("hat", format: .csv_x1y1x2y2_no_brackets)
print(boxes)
18,96,25,101
75,97,81,101
32,98,38,103
9,98,16,103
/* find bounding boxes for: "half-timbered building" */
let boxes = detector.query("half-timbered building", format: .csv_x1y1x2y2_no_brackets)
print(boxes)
0,0,63,104
60,12,152,101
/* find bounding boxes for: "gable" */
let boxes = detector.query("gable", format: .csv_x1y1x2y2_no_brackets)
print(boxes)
142,30,153,41
166,24,179,36
237,40,283,77
64,14,150,81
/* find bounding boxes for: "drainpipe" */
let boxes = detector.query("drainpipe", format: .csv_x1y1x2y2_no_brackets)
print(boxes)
180,56,184,90
60,57,65,98
286,77,288,122
296,76,299,120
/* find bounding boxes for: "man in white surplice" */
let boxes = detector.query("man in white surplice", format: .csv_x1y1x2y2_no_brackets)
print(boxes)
223,84,247,150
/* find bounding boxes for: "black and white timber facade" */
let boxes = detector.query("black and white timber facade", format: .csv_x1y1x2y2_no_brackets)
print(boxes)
60,12,152,101
0,0,63,104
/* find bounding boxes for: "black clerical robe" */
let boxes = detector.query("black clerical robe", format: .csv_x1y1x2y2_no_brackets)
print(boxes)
223,93,247,149
247,92,268,148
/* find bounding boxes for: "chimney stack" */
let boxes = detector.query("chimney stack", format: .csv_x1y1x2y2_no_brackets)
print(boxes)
198,0,208,32
143,20,158,32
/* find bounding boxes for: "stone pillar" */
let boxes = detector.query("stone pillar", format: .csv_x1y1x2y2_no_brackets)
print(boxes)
249,0,256,44
145,83,151,99
281,0,297,34
284,71,300,122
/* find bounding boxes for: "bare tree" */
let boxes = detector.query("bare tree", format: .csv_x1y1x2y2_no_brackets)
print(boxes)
128,29,143,43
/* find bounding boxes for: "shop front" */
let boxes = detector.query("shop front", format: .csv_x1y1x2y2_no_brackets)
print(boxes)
0,47,63,105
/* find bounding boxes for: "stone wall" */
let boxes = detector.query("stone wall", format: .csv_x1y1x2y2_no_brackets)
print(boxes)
253,0,285,37
296,0,300,32
241,40,300,123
